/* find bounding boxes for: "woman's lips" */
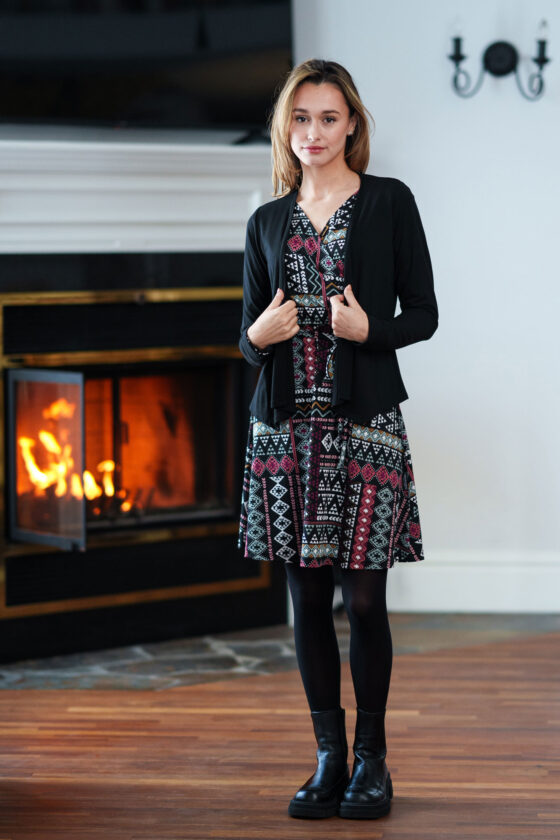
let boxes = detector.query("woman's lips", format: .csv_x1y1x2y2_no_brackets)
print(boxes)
304,146,324,152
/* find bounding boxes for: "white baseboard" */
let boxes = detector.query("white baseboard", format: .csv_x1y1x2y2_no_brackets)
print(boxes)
386,551,560,613
287,552,560,623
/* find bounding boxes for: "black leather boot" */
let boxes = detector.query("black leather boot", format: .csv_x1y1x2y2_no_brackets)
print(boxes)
288,707,349,819
338,707,393,819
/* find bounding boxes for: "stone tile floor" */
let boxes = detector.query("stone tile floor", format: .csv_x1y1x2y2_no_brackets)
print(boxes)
1,611,559,690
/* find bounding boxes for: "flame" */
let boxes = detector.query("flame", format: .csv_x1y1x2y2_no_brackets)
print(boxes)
42,398,75,420
53,463,67,497
97,460,115,497
83,471,103,501
18,398,122,509
16,381,196,517
18,437,52,491
116,488,131,512
38,430,62,455
70,473,84,500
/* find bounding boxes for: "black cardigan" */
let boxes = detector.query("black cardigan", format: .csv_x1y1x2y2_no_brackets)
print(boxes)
239,172,438,427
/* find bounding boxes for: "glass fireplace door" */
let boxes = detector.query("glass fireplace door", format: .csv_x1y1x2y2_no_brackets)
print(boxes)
6,363,236,550
7,369,86,551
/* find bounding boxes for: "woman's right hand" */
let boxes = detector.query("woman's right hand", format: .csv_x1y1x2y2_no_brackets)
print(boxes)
247,288,299,350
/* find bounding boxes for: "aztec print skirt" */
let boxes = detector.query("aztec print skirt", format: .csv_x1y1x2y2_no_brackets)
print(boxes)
237,402,424,570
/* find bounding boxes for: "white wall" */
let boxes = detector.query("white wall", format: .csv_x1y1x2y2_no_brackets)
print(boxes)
293,0,560,611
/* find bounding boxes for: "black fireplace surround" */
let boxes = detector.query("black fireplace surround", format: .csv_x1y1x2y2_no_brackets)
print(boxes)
0,252,286,662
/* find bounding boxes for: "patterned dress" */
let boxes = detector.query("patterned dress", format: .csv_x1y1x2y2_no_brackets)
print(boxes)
238,190,424,570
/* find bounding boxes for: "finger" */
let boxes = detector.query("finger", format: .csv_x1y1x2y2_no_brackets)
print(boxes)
268,288,284,308
343,285,356,305
281,305,298,323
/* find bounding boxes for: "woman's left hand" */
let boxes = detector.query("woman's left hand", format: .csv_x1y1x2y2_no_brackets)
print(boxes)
329,285,369,344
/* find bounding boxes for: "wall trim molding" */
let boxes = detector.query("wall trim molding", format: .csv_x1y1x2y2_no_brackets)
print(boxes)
386,551,560,613
0,137,272,254
288,552,560,625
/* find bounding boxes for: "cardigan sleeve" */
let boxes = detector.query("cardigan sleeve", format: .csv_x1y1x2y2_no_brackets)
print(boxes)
362,184,438,351
238,208,273,368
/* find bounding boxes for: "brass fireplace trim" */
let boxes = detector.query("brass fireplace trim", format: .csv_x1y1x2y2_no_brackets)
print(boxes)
0,287,243,308
0,554,270,620
2,345,242,368
0,286,257,622
0,287,244,365
2,520,242,558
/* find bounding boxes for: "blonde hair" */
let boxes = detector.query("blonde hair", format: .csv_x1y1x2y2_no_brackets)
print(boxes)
268,58,374,197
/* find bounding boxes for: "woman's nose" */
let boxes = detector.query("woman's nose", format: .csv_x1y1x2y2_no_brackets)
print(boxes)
307,122,320,140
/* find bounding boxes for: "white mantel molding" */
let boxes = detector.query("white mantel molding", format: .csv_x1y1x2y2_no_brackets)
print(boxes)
0,133,273,254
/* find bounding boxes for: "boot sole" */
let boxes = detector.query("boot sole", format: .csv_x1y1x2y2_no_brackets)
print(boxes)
338,774,393,819
288,799,340,819
288,773,350,819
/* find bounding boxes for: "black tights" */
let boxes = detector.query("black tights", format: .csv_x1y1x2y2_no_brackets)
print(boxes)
285,563,392,714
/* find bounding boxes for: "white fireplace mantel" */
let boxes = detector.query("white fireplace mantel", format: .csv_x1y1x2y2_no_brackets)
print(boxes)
0,127,273,254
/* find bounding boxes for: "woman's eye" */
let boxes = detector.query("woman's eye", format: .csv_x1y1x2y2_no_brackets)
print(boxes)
294,116,336,124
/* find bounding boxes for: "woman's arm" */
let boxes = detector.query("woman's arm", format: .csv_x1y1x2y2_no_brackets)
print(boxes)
239,209,299,366
239,210,273,367
361,185,438,351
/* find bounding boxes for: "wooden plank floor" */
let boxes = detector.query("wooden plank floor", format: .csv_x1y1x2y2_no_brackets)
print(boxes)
1,631,559,839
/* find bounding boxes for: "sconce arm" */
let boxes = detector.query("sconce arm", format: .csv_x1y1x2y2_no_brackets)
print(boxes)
514,68,545,101
451,63,485,98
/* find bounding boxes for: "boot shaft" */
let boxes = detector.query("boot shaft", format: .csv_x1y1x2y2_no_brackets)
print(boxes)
310,707,348,760
352,708,387,759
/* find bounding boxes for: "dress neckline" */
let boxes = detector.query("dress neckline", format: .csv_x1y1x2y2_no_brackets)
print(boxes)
295,188,360,236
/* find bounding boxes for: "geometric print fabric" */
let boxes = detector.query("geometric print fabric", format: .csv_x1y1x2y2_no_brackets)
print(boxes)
238,190,424,569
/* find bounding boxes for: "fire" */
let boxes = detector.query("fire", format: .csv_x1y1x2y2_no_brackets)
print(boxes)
18,437,52,491
38,431,62,455
83,471,103,501
97,460,115,497
43,398,75,420
70,473,84,500
18,399,126,511
16,375,198,521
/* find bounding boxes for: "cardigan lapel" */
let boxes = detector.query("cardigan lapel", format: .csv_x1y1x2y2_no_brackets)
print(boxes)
331,172,368,406
271,188,298,422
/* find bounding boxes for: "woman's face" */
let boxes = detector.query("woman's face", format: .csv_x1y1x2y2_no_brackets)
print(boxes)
289,81,357,172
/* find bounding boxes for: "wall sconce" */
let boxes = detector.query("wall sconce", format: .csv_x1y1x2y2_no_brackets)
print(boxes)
448,20,551,100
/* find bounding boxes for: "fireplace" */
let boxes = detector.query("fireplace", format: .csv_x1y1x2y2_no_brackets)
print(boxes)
0,256,287,662
0,136,284,662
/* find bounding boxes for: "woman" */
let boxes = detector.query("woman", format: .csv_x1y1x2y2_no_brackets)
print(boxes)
237,58,437,820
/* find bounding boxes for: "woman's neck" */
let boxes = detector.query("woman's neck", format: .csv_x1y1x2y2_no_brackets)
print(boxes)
298,162,360,202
